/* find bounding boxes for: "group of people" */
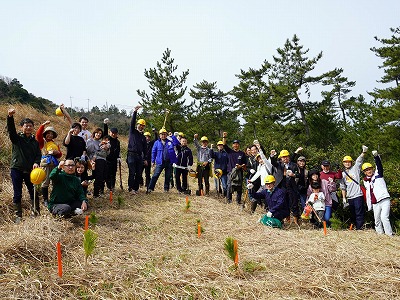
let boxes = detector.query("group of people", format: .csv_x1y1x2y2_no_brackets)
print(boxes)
6,106,394,236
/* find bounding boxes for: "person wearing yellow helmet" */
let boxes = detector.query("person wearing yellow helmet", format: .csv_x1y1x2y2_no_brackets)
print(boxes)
7,108,42,222
250,175,290,222
270,147,302,225
141,130,157,188
211,140,229,197
362,150,393,236
175,135,194,194
147,127,180,194
193,133,213,196
340,145,368,230
127,105,147,195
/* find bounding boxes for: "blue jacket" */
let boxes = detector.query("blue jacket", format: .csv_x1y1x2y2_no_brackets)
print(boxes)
151,135,179,165
212,149,228,174
252,187,289,221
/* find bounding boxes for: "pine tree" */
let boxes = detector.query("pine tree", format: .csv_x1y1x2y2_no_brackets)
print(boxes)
137,48,191,132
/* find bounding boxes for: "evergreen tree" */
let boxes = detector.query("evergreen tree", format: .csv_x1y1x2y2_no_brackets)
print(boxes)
189,80,239,142
137,48,190,132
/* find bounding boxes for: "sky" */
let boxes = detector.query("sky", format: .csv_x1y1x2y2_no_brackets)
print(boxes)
1,1,399,113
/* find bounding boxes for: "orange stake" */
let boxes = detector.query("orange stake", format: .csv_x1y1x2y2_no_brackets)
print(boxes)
57,241,62,277
200,189,204,196
197,222,201,237
349,223,353,230
323,221,327,235
84,215,89,231
233,239,238,266
109,190,113,203
186,196,189,206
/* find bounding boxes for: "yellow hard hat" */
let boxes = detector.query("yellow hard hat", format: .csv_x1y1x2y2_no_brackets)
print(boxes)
200,136,208,142
214,169,223,178
217,141,224,145
144,132,151,137
137,119,146,126
30,168,46,185
264,175,276,184
55,107,63,116
278,149,290,158
189,169,197,178
159,128,167,134
342,155,353,162
178,132,185,137
362,162,373,171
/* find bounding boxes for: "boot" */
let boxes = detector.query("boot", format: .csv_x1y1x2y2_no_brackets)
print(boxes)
250,201,258,214
14,203,22,223
41,187,49,207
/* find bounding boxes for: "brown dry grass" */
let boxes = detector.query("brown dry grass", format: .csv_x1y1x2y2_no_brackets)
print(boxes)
0,104,399,299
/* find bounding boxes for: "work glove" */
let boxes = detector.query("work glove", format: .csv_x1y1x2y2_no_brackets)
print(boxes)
104,118,109,124
286,170,293,176
80,155,87,161
266,211,272,218
117,158,121,163
250,169,256,174
362,145,368,153
372,150,378,157
342,197,349,208
247,183,254,189
174,132,179,137
74,208,83,215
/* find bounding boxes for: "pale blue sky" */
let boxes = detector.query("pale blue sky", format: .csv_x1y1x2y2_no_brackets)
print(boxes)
1,1,398,112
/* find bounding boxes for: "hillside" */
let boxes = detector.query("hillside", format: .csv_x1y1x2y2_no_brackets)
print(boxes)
0,104,399,299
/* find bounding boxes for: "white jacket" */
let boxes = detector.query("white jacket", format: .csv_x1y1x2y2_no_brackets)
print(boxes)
363,171,390,211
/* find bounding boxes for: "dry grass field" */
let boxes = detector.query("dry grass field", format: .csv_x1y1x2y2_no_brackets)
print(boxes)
0,104,399,299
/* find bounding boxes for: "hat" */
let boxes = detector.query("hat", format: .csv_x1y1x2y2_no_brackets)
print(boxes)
144,131,151,137
308,169,320,177
321,160,330,166
217,141,224,145
110,128,118,133
200,136,209,142
178,132,185,137
43,126,58,139
297,156,306,162
232,139,240,144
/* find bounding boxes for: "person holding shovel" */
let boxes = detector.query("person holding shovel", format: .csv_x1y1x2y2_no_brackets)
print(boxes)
193,134,213,196
7,108,41,222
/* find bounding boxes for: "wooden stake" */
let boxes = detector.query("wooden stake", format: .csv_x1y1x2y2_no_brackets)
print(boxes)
84,215,89,231
323,221,327,235
57,242,62,277
197,222,201,237
109,190,113,203
186,196,189,206
233,239,238,266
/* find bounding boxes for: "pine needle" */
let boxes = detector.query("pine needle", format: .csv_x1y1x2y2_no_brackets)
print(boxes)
224,237,235,262
83,229,98,264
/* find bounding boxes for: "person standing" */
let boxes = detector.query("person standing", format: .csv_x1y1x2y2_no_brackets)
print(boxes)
319,160,342,212
36,120,62,207
340,145,368,230
127,105,147,195
211,141,229,197
63,122,87,160
175,135,193,194
193,134,213,196
222,132,247,206
7,108,41,222
103,119,121,191
147,129,179,193
362,150,393,236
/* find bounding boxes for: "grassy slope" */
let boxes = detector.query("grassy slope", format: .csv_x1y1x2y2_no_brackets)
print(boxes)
0,104,399,299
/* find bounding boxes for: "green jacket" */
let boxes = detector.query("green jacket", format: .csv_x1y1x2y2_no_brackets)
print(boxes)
49,168,87,209
7,116,41,172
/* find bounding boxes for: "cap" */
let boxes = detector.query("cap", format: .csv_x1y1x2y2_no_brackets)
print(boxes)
321,160,330,166
232,139,240,144
110,128,118,133
297,156,306,162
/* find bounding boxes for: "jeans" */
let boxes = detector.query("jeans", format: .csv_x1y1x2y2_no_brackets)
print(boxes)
348,196,365,230
324,206,332,223
148,161,172,191
106,160,118,190
299,193,307,210
175,168,188,192
11,168,35,204
127,153,144,191
51,200,84,217
373,198,393,236
214,174,227,195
